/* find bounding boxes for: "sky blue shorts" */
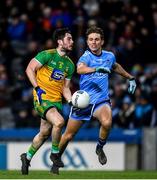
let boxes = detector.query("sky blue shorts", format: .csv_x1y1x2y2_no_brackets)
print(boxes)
69,100,111,121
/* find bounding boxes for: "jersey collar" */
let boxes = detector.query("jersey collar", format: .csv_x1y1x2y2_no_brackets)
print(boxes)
87,48,102,57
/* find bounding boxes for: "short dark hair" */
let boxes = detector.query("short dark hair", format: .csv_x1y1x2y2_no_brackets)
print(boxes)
53,28,71,45
86,26,104,40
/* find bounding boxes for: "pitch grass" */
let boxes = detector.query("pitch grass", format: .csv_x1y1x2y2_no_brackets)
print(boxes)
1,170,157,179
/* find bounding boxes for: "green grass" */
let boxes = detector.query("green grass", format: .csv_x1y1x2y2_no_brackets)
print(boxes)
1,170,157,179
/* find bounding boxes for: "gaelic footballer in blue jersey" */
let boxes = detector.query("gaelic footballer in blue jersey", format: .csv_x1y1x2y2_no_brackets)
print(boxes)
51,26,137,174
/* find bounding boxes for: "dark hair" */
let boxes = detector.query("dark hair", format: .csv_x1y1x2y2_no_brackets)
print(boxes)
53,28,71,45
86,26,104,40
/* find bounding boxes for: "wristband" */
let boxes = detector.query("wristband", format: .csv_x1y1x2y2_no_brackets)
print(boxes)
129,77,135,81
35,86,40,91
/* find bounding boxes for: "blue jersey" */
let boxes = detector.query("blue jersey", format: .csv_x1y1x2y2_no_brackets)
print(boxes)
78,49,116,104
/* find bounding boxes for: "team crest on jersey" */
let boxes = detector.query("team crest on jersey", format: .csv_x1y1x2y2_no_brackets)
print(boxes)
50,69,64,80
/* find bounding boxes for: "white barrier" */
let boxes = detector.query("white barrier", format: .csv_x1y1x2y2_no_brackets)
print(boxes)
8,142,125,170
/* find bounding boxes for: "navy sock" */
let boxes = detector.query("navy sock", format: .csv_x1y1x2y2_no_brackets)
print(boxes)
96,138,106,149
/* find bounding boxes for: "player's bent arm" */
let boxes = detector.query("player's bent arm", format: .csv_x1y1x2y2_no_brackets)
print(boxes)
112,62,134,80
62,79,72,102
77,62,96,74
26,58,43,88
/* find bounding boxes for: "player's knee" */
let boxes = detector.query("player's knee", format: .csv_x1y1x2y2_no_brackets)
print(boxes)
101,119,112,129
40,126,51,137
64,132,75,141
54,119,65,128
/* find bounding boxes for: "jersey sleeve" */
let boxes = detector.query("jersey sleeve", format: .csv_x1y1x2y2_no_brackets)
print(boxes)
77,51,90,66
66,59,75,80
35,51,50,65
110,53,116,69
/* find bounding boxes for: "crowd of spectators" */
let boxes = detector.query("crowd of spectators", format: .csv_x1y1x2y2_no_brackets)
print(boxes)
0,0,157,129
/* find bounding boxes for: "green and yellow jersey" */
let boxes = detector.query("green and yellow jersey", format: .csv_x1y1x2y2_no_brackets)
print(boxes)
33,49,75,102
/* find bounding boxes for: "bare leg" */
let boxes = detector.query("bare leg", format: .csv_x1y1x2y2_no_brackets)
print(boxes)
46,108,65,167
31,119,51,146
94,104,112,141
51,119,84,174
27,119,52,160
46,108,65,154
59,119,84,155
20,119,51,175
93,104,112,165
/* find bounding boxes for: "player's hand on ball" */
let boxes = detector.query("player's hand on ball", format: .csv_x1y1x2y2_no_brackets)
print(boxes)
96,67,111,74
35,86,46,105
128,78,137,94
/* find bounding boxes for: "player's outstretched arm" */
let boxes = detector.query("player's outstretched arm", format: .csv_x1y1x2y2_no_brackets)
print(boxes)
63,79,72,103
26,58,46,104
112,62,137,94
112,62,134,79
26,58,42,88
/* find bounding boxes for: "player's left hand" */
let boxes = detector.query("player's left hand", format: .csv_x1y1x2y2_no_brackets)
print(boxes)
128,78,137,94
96,67,111,73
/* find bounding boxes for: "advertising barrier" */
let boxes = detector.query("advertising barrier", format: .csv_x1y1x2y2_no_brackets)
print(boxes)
5,142,125,170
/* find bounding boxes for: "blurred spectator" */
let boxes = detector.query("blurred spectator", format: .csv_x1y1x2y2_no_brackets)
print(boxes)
50,1,73,29
116,96,135,128
150,78,157,127
0,64,14,128
0,64,10,108
134,92,153,127
83,0,99,17
7,14,27,41
106,19,119,49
